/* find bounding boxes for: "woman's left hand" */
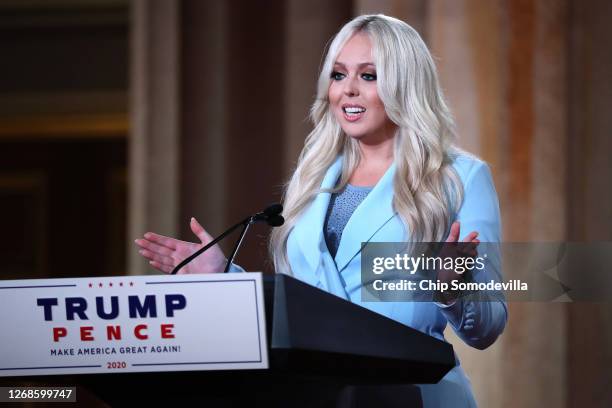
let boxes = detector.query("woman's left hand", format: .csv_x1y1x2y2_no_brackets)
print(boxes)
435,221,480,303
445,221,479,257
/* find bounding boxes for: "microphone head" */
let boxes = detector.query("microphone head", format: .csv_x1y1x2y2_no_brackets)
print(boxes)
267,215,285,227
263,203,283,217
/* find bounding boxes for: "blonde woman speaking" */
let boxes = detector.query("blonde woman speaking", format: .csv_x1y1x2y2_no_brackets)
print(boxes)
136,14,507,407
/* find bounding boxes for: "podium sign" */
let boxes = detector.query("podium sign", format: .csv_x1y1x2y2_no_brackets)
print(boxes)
0,273,268,377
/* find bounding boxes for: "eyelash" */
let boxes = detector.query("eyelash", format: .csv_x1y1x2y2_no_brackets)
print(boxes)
361,73,377,81
330,71,377,81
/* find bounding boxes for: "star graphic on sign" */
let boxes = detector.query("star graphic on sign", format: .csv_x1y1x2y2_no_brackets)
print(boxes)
129,282,134,287
99,283,103,288
88,283,92,288
119,282,123,287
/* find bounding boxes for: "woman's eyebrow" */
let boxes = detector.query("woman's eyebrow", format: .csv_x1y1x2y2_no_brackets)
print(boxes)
333,61,376,69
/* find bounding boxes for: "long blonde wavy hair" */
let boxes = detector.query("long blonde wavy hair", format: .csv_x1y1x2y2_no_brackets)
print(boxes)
269,14,464,274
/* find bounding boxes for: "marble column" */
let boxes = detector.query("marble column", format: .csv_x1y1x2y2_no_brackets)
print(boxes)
178,0,229,238
129,0,180,275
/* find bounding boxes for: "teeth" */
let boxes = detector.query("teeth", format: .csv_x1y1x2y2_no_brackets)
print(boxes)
343,106,365,114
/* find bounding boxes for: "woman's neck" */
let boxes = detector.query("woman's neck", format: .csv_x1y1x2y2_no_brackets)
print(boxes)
348,136,395,186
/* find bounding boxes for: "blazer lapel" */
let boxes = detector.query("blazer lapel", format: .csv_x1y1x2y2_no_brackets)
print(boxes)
289,157,400,292
291,156,343,279
334,162,399,273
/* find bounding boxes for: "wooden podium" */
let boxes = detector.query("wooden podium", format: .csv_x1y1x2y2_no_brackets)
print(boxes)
7,274,455,407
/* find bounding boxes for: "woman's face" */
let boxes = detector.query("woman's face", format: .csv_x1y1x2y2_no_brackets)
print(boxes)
328,32,395,143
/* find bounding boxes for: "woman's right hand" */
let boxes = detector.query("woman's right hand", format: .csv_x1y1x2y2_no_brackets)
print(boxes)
134,217,227,274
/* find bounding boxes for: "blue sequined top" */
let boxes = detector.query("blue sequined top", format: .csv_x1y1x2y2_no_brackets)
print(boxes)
324,183,373,258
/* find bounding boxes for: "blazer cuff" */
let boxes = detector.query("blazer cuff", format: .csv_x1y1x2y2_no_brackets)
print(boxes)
227,262,246,273
435,298,464,329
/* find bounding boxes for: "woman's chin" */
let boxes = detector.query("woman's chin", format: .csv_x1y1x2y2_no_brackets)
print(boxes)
341,128,367,140
343,131,386,144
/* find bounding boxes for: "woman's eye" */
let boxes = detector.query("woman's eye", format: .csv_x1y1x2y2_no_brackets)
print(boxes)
331,71,345,80
361,72,377,81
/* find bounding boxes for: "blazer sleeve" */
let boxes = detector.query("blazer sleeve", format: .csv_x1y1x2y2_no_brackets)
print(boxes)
227,263,246,273
436,161,508,350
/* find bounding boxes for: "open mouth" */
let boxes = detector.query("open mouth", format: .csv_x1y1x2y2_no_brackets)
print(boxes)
342,105,366,121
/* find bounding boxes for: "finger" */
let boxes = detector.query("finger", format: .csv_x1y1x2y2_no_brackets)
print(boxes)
463,238,480,253
455,231,478,253
191,217,214,245
458,239,480,257
135,238,174,256
138,249,175,267
149,260,173,274
457,232,478,253
142,232,178,250
461,238,478,251
446,222,461,242
461,231,479,243
469,239,480,257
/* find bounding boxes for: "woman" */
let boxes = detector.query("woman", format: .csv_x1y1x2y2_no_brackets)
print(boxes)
136,14,507,407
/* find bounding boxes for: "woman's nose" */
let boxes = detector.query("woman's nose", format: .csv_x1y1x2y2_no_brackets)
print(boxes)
343,75,360,96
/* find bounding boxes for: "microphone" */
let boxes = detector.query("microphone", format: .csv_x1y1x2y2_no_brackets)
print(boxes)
267,215,284,227
253,203,284,224
171,203,284,275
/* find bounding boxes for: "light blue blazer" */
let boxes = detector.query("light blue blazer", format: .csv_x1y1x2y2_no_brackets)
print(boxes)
285,153,508,407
